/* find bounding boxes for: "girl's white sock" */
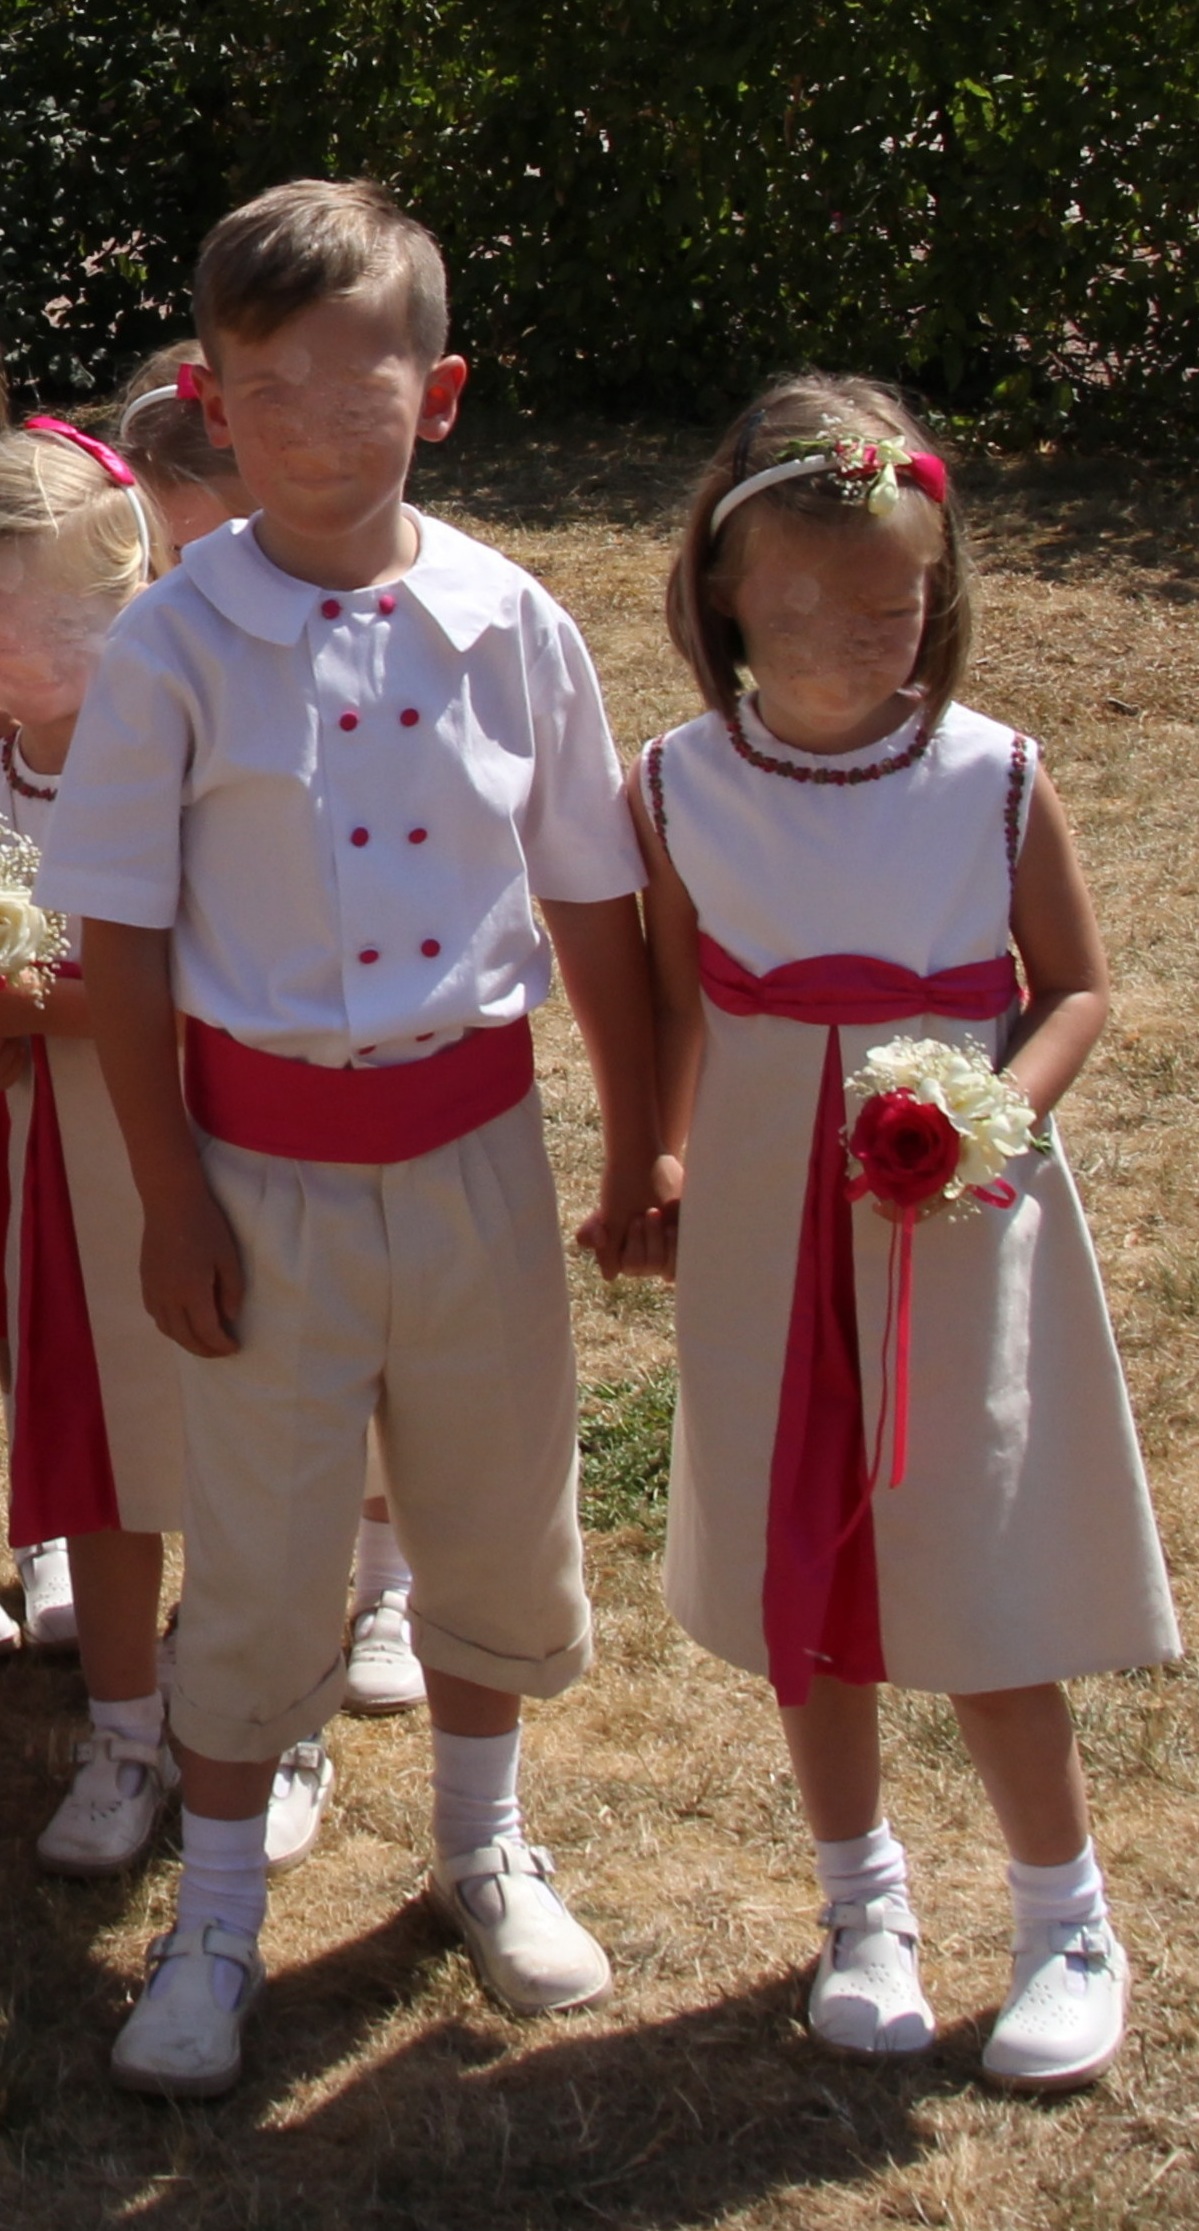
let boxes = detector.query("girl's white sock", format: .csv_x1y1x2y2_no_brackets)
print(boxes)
814,1818,911,1910
166,1807,269,2010
1007,1838,1107,1929
351,1516,413,1615
430,1725,523,1859
90,1691,164,1795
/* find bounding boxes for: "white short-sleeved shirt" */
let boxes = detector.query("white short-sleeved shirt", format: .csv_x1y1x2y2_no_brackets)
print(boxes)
38,511,644,1068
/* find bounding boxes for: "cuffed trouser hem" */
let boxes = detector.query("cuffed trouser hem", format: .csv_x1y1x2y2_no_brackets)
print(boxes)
410,1610,592,1701
168,1654,347,1764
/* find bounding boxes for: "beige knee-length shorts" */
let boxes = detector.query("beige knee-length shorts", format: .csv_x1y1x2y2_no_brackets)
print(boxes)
169,1090,588,1761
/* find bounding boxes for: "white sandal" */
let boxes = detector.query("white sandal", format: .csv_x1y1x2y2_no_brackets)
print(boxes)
36,1728,179,1877
982,1918,1129,2090
111,1924,265,2097
429,1838,612,2016
808,1897,936,2055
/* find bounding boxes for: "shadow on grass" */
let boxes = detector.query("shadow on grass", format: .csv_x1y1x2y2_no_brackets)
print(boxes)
0,1845,1038,2231
407,409,1199,600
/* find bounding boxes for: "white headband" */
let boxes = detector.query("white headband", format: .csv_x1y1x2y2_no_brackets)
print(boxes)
710,438,948,538
117,383,181,440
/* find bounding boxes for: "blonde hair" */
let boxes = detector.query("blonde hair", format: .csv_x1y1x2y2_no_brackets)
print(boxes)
667,372,971,729
194,178,449,366
111,338,240,493
0,428,167,603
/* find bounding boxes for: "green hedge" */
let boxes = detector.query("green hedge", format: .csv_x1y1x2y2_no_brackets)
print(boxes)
2,0,1196,437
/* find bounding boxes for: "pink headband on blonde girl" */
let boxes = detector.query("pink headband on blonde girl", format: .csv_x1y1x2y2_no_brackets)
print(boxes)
711,434,948,537
24,415,153,580
116,361,203,442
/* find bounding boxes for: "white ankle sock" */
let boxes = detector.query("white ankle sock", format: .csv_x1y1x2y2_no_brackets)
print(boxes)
166,1808,268,2010
352,1517,413,1615
1007,1839,1107,1929
430,1725,523,1859
814,1819,911,1910
90,1691,164,1795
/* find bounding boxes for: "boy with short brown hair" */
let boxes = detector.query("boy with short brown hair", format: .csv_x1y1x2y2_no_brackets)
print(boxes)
41,177,674,2097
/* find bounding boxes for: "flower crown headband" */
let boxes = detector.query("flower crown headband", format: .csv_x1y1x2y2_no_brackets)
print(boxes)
116,360,203,442
710,427,947,538
23,415,153,581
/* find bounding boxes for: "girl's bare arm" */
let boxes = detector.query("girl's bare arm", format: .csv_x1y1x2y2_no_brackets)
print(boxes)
1006,765,1109,1122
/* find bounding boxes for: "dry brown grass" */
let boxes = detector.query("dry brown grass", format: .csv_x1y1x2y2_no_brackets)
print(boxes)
1,427,1197,2229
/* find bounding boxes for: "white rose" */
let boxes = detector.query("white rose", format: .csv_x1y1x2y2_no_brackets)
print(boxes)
0,892,47,975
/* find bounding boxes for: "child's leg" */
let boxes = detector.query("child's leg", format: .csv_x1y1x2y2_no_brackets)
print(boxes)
37,1530,175,1879
951,1683,1128,2090
343,1428,424,1713
781,1677,934,2055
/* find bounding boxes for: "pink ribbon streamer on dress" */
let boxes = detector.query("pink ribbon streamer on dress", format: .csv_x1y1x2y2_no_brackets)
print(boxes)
698,937,1020,1703
9,967,122,1547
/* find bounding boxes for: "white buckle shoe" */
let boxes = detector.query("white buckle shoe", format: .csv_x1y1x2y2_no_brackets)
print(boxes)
111,1923,265,2098
17,1540,77,1649
264,1738,335,1873
37,1727,179,1877
982,1917,1129,2091
344,1590,426,1713
428,1837,612,2015
808,1898,936,2055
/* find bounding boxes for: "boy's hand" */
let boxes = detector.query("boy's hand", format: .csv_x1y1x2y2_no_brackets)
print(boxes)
140,1178,244,1358
576,1150,683,1283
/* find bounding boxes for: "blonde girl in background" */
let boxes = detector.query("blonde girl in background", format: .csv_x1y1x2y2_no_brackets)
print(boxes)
0,420,183,1874
626,373,1178,2091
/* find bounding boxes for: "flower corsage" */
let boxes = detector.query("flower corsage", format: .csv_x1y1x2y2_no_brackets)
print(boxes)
0,817,70,1003
843,1037,1043,1494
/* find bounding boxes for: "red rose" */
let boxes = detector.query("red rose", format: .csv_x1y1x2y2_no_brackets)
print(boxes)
848,1089,961,1207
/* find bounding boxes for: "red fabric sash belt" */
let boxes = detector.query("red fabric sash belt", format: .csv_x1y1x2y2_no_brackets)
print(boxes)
183,1014,535,1164
697,937,1019,1706
10,964,121,1547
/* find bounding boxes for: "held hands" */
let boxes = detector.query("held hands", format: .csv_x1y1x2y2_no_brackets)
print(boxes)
140,1174,244,1358
575,1151,684,1284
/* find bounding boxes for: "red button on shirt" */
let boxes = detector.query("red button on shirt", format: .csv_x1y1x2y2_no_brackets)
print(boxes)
377,594,396,615
321,598,342,619
351,827,370,847
420,938,441,958
399,707,420,727
358,1045,377,1057
408,827,428,845
359,947,380,964
339,711,359,732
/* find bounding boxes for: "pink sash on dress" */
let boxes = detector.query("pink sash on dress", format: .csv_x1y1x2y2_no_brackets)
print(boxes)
698,935,1019,1704
9,968,122,1547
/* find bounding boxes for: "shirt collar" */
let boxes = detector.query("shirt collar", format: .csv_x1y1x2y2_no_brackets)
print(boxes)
180,509,515,652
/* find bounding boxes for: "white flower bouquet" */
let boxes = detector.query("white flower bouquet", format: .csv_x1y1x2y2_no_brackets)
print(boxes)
845,1036,1043,1216
0,817,70,1004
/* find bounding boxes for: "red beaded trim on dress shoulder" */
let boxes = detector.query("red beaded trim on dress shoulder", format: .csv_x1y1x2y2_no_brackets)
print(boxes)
1,732,57,801
1004,733,1030,890
725,706,931,786
644,737,670,852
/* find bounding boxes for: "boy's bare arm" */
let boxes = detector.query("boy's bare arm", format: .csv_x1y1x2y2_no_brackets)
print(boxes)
540,893,682,1281
81,919,243,1357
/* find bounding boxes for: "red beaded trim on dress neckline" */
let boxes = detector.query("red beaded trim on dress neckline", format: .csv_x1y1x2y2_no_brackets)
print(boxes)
725,706,931,786
1,732,57,801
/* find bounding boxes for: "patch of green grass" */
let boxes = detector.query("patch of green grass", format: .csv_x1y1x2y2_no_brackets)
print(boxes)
578,1367,676,1533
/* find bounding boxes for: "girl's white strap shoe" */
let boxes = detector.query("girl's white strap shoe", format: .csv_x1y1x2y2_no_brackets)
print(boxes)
807,1897,936,2055
982,1918,1129,2091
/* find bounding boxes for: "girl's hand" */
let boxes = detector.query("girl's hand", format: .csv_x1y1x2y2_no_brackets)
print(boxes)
0,1035,29,1090
575,1150,683,1282
140,1177,244,1358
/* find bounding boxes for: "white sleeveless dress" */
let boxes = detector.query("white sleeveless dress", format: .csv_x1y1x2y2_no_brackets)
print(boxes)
642,695,1179,1696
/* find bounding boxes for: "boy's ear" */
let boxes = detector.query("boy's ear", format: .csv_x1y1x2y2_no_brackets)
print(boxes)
417,356,468,445
190,363,235,453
